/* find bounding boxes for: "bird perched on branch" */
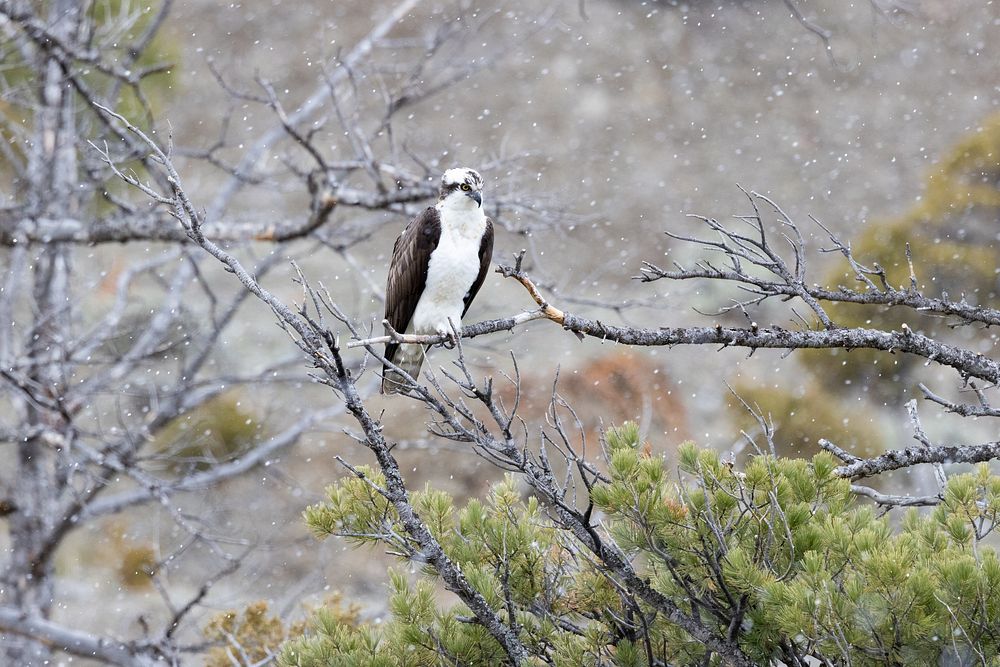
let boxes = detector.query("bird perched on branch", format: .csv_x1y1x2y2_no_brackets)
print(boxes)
381,167,494,394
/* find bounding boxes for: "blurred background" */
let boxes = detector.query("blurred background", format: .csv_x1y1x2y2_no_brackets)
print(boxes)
4,0,1000,659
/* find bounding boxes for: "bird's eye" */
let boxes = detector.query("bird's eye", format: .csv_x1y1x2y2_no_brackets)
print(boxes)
460,183,472,191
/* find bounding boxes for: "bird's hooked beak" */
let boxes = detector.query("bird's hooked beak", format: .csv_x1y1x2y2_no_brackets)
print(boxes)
465,190,482,207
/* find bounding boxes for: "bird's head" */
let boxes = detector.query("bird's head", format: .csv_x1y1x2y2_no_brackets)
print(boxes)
438,167,484,208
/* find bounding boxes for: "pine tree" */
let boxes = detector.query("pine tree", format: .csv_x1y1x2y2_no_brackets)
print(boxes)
277,424,1000,666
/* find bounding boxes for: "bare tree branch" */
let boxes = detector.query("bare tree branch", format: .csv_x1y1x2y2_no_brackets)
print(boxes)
0,607,159,667
78,406,344,521
849,484,941,508
638,191,1000,329
99,104,533,666
205,0,425,218
826,440,1000,481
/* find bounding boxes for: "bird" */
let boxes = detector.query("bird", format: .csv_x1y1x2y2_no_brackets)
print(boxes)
381,167,494,394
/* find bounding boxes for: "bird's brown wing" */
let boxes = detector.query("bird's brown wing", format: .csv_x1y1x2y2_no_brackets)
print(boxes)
462,217,494,317
384,207,441,369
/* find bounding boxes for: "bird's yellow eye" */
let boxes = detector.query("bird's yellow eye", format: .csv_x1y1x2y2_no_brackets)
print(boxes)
460,183,472,191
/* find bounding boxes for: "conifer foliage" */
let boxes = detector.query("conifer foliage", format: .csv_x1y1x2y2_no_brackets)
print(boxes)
280,424,1000,666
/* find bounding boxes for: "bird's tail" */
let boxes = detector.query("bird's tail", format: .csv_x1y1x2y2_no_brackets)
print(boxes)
381,344,425,394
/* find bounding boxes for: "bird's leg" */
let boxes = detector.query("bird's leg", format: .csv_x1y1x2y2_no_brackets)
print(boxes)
436,319,460,349
437,332,458,349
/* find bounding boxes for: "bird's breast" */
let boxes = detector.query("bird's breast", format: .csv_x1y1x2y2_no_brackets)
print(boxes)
410,212,486,334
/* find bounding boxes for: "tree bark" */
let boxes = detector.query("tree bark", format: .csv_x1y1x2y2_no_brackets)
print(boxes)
5,0,81,662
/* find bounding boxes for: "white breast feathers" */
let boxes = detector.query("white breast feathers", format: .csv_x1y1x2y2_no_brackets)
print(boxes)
409,202,487,336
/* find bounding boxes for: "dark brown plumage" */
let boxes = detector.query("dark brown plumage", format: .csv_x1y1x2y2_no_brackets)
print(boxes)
383,207,441,377
463,220,494,316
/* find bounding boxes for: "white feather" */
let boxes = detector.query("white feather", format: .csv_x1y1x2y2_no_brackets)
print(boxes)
442,167,471,185
409,192,487,335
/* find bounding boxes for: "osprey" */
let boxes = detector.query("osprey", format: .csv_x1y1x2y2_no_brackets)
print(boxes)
381,168,494,393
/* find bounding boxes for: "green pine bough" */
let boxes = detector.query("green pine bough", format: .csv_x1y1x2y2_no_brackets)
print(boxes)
278,423,1000,666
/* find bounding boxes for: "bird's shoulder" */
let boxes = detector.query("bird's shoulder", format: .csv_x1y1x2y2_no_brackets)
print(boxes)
391,207,440,258
409,206,441,243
